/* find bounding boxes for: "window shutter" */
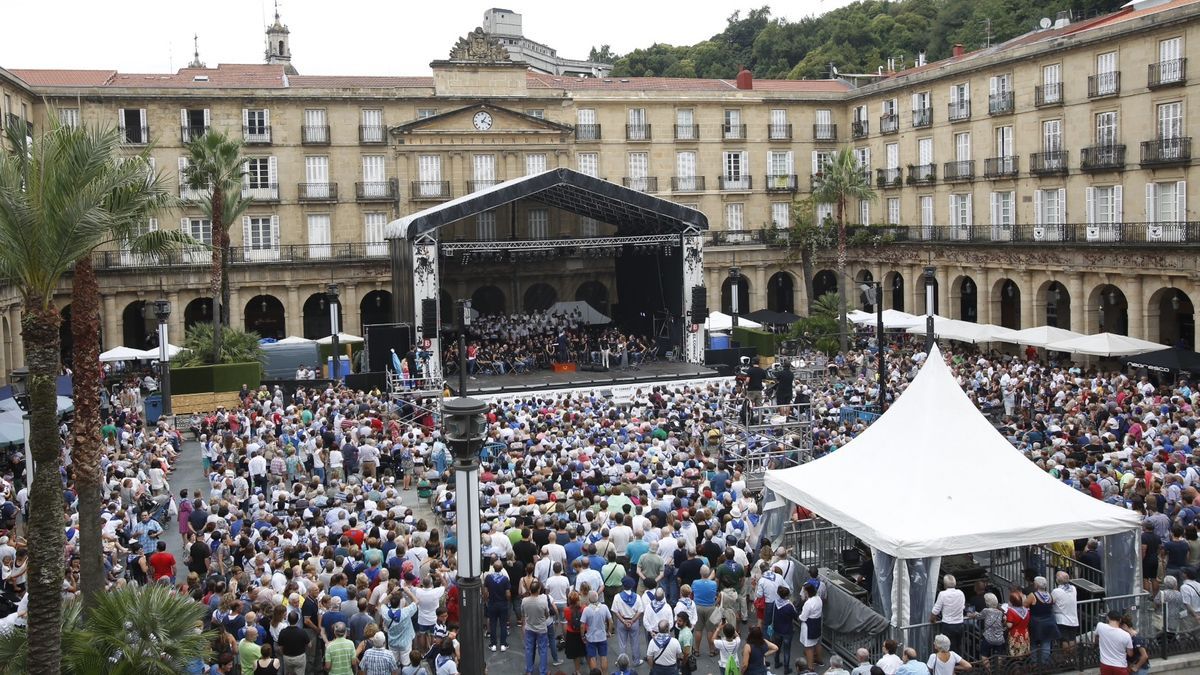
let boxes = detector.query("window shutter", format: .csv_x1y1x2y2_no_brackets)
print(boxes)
242,108,249,129
242,160,250,191
242,216,252,248
988,76,998,97
263,109,270,126
964,194,973,225
178,156,189,183
203,109,211,127
990,192,999,227
139,109,147,131
1176,180,1187,223
270,215,280,248
180,108,188,129
1034,190,1044,226
1058,188,1066,222
812,151,821,175
148,217,159,232
1114,185,1123,221
1085,187,1096,224
117,108,125,129
1146,182,1157,222
180,217,189,233
268,156,278,185
948,195,956,225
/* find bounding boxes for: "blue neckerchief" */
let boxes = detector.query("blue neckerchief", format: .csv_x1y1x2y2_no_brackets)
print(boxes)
650,598,666,613
652,632,671,647
619,590,637,607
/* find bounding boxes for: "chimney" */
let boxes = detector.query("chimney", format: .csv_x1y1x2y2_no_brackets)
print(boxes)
917,51,927,67
952,43,965,58
735,66,753,90
1054,10,1071,29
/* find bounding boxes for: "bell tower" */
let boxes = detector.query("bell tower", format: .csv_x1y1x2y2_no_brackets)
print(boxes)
264,1,297,74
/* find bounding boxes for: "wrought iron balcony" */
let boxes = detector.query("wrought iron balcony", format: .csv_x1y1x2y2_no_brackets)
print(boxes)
876,168,903,188
718,175,752,191
243,126,272,145
355,180,399,201
942,160,974,181
813,124,837,142
119,125,150,145
1030,151,1069,175
297,183,338,202
764,174,798,192
879,114,899,134
1035,83,1063,107
180,125,208,143
625,124,652,141
948,100,971,122
670,176,705,192
722,124,747,140
1080,144,1126,172
241,183,279,202
466,179,499,193
1149,58,1187,88
302,125,331,144
410,181,451,200
575,124,602,141
988,91,1014,115
907,164,936,185
983,156,1019,178
358,125,387,144
179,183,212,202
674,124,700,141
621,176,658,192
768,123,792,140
851,120,869,138
93,243,397,269
912,108,932,128
1088,72,1120,98
702,223,1200,248
1141,137,1192,166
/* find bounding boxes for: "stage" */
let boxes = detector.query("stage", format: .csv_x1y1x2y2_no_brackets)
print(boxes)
446,360,721,397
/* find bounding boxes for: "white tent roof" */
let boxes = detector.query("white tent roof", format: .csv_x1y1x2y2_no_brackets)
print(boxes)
275,335,316,345
764,345,1141,558
1009,325,1086,348
98,346,148,362
704,311,761,331
979,324,1021,343
549,301,611,325
316,332,365,345
905,315,994,343
1043,332,1162,357
851,309,924,329
132,343,184,360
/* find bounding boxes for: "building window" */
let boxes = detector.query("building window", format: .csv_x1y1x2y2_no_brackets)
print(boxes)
472,154,496,190
676,151,698,191
990,191,1014,239
243,156,277,199
577,152,598,177
118,108,148,144
950,194,972,232
1042,64,1062,103
303,109,328,143
723,109,743,139
579,216,598,237
417,108,438,119
417,155,442,197
887,198,901,225
1086,185,1122,225
306,214,331,259
1095,112,1118,145
725,203,744,231
812,149,833,177
1147,180,1186,223
771,203,790,229
627,152,650,191
1096,51,1118,96
525,109,544,119
528,208,549,239
676,108,696,139
954,132,971,161
181,107,210,142
627,108,648,140
476,211,497,240
361,109,384,142
814,109,834,140
57,107,80,128
243,215,279,261
304,156,330,199
858,200,870,225
577,108,598,140
1157,101,1183,139
854,147,871,175
243,108,270,143
525,153,547,175
1035,189,1066,227
182,217,212,263
365,212,388,256
723,151,749,189
768,150,794,188
816,203,834,225
769,109,789,139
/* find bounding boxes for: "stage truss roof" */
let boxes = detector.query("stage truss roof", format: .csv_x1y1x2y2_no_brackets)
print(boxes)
386,168,709,241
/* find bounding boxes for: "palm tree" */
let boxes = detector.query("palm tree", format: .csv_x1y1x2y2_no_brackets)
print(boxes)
0,122,155,675
182,130,245,359
73,150,186,614
785,196,832,314
811,147,876,352
0,584,212,674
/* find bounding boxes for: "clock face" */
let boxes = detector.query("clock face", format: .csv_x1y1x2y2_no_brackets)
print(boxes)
472,111,494,131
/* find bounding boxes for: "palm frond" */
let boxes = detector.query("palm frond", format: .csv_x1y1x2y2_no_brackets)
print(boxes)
811,146,876,206
198,187,251,231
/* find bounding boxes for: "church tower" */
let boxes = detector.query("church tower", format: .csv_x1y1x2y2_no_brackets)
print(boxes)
187,34,206,69
264,2,297,74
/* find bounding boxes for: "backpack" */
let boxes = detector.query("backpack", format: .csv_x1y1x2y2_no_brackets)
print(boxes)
568,605,582,632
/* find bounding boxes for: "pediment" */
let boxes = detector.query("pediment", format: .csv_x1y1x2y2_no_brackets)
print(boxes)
392,103,571,136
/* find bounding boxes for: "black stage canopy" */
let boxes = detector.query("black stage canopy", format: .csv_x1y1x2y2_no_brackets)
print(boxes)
1120,346,1200,375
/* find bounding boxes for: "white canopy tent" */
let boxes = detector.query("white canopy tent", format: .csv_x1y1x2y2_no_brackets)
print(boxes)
548,301,612,325
904,315,995,343
704,311,761,331
1043,332,1162,357
98,346,148,363
316,332,365,345
132,343,184,360
765,345,1141,625
849,308,925,329
1008,325,1086,348
275,336,316,345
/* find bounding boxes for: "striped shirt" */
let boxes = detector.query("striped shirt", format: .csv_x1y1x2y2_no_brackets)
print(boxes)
359,647,399,675
324,637,356,675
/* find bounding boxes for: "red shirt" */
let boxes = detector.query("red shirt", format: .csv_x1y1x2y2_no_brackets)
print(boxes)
149,551,176,580
345,528,365,546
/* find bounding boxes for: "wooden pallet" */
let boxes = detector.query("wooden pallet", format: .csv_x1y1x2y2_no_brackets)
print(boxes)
171,391,242,415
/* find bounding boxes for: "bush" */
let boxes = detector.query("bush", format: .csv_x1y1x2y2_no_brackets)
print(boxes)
170,362,261,394
176,323,265,367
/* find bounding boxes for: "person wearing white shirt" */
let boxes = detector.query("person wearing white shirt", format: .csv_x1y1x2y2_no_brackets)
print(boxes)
656,532,678,560
930,574,966,653
1095,611,1133,671
575,564,602,595
1050,571,1079,649
875,639,902,675
644,619,682,671
641,588,674,634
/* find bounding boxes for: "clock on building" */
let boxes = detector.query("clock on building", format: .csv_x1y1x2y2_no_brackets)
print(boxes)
472,111,493,131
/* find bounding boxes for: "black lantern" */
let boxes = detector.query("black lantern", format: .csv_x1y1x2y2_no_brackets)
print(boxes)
9,368,29,413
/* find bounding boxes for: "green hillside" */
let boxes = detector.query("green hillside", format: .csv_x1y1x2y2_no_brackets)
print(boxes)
598,0,1126,80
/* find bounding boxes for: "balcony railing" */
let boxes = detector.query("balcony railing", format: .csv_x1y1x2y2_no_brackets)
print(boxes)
466,179,499,192
813,123,837,141
93,243,396,270
301,125,331,144
988,91,1014,115
575,124,602,141
879,113,899,134
359,125,387,144
355,179,398,201
243,126,272,145
622,176,658,192
179,184,212,202
943,160,975,181
297,183,338,202
119,126,150,145
703,222,1200,248
718,175,752,191
876,168,903,188
851,120,869,138
768,123,792,140
1030,150,1069,175
670,176,705,192
674,124,700,140
1141,137,1192,166
912,108,932,128
241,183,279,202
722,124,747,140
907,164,936,185
1149,58,1187,88
1088,72,1120,98
764,174,798,192
983,156,1019,178
410,181,451,200
1035,83,1063,107
948,100,971,122
1080,144,1126,172
626,124,652,141
180,125,208,143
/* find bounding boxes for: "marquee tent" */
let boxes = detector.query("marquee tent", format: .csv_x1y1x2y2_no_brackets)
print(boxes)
764,345,1141,625
704,311,761,331
316,332,365,345
904,315,994,343
98,346,147,363
849,308,923,329
1008,325,1086,348
1043,332,1162,357
548,301,611,325
1120,346,1200,375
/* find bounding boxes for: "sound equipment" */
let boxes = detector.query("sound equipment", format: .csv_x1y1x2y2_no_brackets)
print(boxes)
1072,578,1105,602
420,298,438,336
364,323,412,373
691,285,708,321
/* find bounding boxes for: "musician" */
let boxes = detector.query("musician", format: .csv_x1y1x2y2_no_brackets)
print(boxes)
600,336,611,368
556,329,570,363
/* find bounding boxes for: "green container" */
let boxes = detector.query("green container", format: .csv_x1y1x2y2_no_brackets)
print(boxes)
168,362,261,394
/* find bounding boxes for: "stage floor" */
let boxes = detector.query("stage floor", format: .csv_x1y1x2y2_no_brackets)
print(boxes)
449,360,720,396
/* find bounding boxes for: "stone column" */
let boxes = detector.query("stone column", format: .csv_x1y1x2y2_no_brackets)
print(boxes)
286,286,302,337
102,293,119,351
937,268,951,318
1068,272,1085,334
909,264,923,315
751,266,766,312
1020,271,1035,330
229,288,243,331
1126,275,1145,338
344,283,361,335
167,291,182,345
9,306,22,368
707,267,721,315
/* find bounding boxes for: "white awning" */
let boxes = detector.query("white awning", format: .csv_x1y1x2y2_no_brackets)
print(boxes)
1043,332,1163,357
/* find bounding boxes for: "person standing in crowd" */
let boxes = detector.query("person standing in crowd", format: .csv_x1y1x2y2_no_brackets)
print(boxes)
740,626,778,675
645,619,682,675
521,579,554,675
611,576,644,666
581,589,613,673
1096,610,1134,675
483,560,511,652
1027,576,1059,665
771,585,798,674
930,574,965,654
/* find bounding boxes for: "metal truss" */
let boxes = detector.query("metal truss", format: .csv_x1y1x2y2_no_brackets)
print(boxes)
439,234,680,253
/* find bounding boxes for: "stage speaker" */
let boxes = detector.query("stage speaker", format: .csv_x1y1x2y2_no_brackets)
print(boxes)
691,285,708,322
714,364,734,376
420,298,438,336
364,324,411,373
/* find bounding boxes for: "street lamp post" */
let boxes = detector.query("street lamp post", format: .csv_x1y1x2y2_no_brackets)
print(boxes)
457,299,472,396
442,395,489,675
923,266,936,352
153,299,172,417
729,267,741,328
9,368,31,490
873,281,886,412
327,284,341,381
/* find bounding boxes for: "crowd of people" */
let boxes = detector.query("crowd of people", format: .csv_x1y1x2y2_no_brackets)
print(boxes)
15,325,1200,675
